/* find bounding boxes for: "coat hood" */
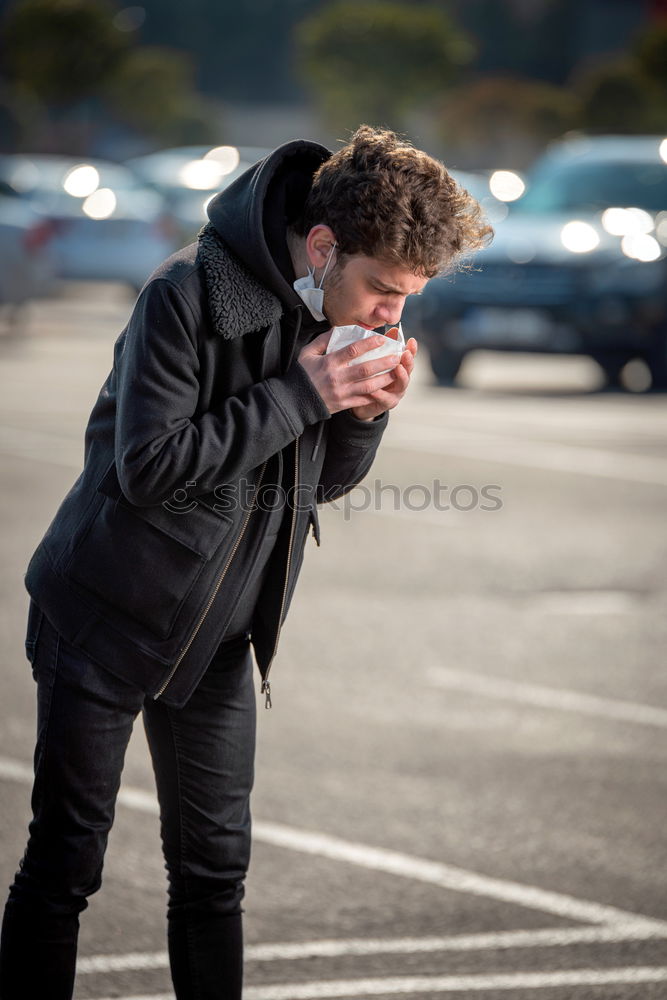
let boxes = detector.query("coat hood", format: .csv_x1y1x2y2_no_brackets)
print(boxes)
205,139,332,309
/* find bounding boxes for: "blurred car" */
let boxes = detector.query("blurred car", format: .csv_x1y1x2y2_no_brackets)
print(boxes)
402,168,507,335
417,136,667,389
0,180,56,318
0,154,178,293
126,145,272,245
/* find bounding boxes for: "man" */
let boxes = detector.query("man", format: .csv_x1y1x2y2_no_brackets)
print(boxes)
0,125,490,999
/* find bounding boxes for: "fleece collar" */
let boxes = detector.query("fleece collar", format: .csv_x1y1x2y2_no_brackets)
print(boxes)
197,222,283,339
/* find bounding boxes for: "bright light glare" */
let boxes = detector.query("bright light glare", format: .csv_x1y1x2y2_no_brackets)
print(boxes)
63,165,100,198
601,207,653,236
627,207,653,233
179,159,227,190
561,220,599,253
601,208,631,236
82,187,117,219
489,170,525,202
660,138,667,164
621,233,661,262
655,212,667,246
203,146,240,175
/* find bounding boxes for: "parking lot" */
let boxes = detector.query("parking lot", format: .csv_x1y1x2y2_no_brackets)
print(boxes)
0,285,666,998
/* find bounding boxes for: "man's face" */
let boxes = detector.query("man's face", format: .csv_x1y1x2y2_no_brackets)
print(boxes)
322,253,428,330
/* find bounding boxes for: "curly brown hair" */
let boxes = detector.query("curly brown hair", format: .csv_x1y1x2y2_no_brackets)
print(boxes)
293,125,493,278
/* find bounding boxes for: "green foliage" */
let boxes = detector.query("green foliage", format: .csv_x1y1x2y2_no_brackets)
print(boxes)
104,46,218,144
574,61,665,134
2,0,128,104
295,1,475,131
634,22,667,90
572,24,667,135
437,75,578,164
0,0,220,151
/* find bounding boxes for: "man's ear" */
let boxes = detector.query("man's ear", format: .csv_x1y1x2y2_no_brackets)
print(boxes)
306,225,337,269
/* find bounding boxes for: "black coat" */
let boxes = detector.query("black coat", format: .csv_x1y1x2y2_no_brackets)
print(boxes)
25,140,389,706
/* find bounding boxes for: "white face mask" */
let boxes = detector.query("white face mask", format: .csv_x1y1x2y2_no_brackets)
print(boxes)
293,241,337,321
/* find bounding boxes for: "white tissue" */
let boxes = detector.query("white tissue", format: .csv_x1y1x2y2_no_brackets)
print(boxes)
326,323,405,374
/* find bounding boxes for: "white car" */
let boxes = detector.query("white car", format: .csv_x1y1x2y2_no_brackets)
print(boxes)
0,155,178,293
0,184,56,320
126,145,272,245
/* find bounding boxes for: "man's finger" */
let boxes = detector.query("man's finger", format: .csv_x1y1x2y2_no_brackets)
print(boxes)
336,335,387,361
302,329,334,356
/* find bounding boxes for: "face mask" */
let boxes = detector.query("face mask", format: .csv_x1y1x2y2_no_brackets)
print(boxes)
293,241,337,321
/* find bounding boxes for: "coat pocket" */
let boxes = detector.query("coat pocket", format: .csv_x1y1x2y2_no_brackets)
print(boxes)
25,599,44,664
66,473,235,639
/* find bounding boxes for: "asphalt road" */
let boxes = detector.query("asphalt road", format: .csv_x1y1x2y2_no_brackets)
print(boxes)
0,285,666,999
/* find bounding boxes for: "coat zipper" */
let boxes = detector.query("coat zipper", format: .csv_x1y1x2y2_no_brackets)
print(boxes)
154,459,268,700
261,435,299,710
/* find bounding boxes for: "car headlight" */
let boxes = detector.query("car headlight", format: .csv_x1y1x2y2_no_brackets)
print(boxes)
620,233,661,262
560,221,600,253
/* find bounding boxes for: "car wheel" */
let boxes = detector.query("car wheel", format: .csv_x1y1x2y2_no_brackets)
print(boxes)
590,353,630,390
645,335,667,390
429,345,466,386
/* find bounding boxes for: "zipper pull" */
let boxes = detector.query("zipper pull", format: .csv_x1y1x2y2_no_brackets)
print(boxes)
261,679,272,710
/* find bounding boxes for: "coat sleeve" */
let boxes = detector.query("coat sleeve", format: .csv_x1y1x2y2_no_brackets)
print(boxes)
114,278,330,506
315,407,389,505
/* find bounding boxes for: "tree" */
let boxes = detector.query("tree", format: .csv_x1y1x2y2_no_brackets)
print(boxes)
294,1,475,133
0,0,221,152
104,46,219,145
437,76,578,168
572,22,667,135
2,0,128,105
634,22,667,92
574,61,665,134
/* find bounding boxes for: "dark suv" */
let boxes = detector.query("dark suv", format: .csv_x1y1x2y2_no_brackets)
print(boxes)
417,136,667,389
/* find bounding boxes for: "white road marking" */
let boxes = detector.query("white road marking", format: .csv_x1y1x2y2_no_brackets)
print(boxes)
245,967,667,997
401,405,667,441
252,823,666,932
386,423,667,486
245,924,667,958
76,924,667,974
365,505,462,528
526,589,643,616
1,755,664,934
90,965,667,1000
78,951,168,974
3,418,667,488
0,757,33,783
426,666,667,729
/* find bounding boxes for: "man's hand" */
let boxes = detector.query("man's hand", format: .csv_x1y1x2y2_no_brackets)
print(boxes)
349,338,418,421
297,331,408,416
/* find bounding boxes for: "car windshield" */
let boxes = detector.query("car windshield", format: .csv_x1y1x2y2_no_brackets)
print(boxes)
511,159,667,215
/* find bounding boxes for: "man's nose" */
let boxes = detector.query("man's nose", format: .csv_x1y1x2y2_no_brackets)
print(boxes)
376,297,405,325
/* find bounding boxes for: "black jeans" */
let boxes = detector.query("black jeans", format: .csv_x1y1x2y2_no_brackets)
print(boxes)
0,604,256,1000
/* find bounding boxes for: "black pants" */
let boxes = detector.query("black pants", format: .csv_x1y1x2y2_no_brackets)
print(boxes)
0,604,256,1000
